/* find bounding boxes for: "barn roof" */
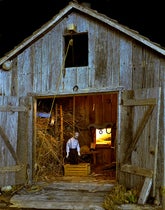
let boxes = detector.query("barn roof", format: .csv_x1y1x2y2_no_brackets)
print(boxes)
0,1,165,65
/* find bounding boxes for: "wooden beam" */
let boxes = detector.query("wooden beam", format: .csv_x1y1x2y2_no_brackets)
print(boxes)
0,105,27,112
123,98,157,106
138,177,152,204
121,164,153,178
0,126,20,164
124,105,155,162
0,165,24,173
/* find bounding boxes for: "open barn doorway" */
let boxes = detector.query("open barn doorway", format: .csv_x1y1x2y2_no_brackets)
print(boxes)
34,93,117,181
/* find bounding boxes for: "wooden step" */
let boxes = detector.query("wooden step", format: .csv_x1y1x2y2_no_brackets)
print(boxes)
10,180,114,210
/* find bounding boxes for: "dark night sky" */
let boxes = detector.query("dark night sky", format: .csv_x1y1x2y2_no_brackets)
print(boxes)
0,0,164,58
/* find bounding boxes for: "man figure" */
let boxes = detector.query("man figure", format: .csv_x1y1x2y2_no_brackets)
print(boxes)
66,132,81,164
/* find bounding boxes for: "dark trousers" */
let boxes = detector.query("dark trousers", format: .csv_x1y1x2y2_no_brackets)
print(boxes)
69,149,78,164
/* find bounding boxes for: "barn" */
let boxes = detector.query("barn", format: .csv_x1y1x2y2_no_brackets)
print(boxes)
0,1,164,209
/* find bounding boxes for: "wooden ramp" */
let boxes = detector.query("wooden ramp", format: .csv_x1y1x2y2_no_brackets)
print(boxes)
10,179,115,210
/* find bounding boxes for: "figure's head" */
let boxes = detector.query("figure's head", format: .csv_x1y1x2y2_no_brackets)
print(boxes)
74,132,79,139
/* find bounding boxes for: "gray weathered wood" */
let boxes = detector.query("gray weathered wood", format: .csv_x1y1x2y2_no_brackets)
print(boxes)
138,177,152,204
121,164,153,178
10,181,114,209
124,105,155,162
123,98,157,106
0,105,27,112
0,165,24,173
118,87,160,196
0,125,20,164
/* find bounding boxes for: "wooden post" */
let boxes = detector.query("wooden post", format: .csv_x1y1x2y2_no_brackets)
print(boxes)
73,96,75,134
55,103,58,135
60,105,63,142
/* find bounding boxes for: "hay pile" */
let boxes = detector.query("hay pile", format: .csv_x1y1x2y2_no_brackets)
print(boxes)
34,117,65,181
34,110,88,181
103,183,139,210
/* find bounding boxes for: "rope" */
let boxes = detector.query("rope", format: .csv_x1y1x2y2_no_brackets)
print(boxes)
48,38,73,121
36,39,73,164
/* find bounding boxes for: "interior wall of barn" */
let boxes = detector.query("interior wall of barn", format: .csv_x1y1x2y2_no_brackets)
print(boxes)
33,92,118,180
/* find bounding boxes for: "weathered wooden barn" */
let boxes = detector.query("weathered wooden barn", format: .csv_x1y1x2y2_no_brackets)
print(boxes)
0,1,164,209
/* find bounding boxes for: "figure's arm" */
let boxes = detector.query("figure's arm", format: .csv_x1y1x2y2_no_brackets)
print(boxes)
77,142,81,156
66,140,70,158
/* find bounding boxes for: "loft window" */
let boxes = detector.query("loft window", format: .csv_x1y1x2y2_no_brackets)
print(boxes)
64,32,88,68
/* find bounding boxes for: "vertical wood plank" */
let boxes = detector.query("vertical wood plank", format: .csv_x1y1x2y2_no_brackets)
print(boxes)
138,177,152,204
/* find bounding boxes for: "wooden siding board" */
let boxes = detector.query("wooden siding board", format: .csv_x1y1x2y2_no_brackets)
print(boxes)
157,61,165,190
0,97,7,185
132,48,161,90
0,97,18,186
0,71,4,95
132,43,144,89
77,67,89,89
53,23,64,93
106,29,120,87
95,25,108,88
119,38,132,89
76,12,89,32
41,34,51,92
49,28,58,92
88,21,98,88
145,52,160,88
17,48,33,96
32,40,42,93
11,59,18,95
0,70,12,96
62,68,77,91
65,13,76,27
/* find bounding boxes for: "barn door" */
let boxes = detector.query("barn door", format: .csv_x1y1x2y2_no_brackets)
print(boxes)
117,87,160,201
0,96,33,187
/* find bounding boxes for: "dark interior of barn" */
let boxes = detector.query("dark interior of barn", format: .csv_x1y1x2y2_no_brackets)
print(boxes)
34,93,117,181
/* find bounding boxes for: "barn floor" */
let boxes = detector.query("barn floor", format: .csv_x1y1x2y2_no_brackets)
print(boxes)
9,175,115,210
1,165,162,210
8,178,162,210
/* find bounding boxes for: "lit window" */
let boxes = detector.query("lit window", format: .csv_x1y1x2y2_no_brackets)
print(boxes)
96,128,111,145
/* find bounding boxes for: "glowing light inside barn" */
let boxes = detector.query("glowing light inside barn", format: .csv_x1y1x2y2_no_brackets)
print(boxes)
96,128,111,145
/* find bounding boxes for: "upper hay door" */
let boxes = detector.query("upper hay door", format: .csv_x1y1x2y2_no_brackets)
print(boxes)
0,96,33,187
117,87,160,198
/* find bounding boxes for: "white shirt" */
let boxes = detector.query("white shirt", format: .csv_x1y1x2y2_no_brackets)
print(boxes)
66,137,80,153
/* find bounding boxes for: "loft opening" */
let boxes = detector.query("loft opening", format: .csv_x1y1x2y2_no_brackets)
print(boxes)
64,32,88,67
